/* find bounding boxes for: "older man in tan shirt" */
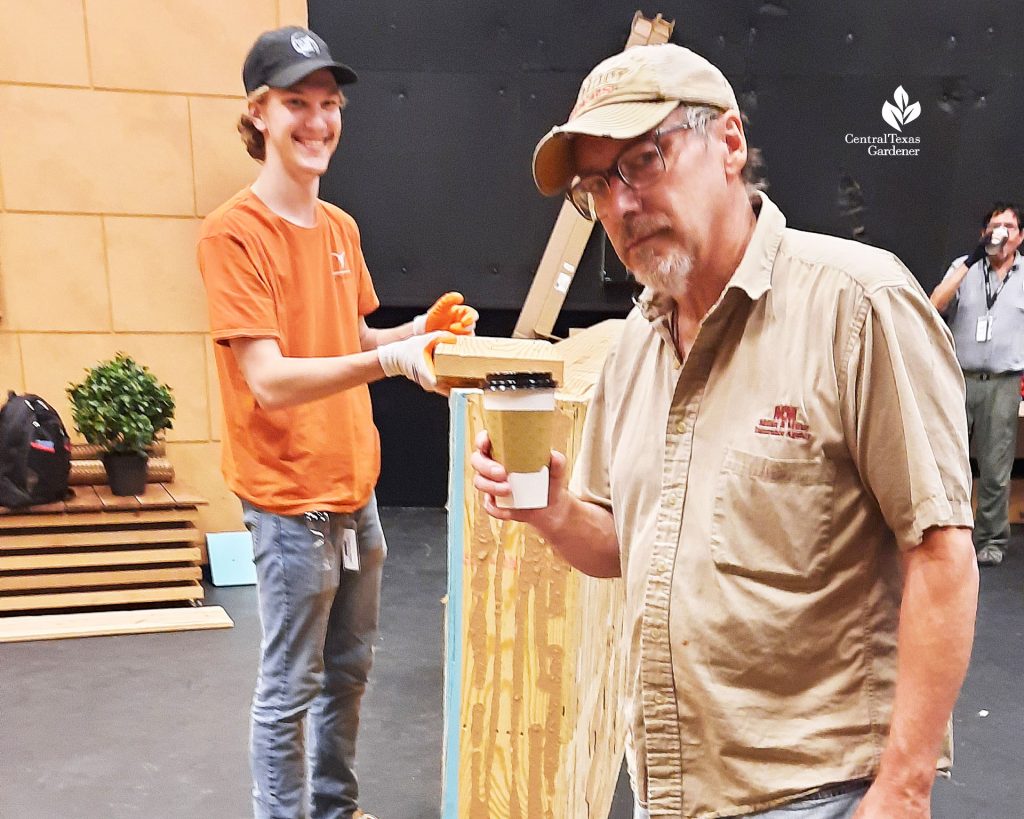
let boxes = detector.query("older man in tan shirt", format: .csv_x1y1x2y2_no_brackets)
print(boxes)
473,44,978,819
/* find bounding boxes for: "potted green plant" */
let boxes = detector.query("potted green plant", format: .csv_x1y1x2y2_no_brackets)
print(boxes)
67,353,175,496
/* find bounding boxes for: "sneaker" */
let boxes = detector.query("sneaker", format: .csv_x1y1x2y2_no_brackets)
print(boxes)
976,544,1004,566
354,811,379,819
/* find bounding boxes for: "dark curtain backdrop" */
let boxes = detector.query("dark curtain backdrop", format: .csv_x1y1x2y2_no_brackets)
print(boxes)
307,1,1024,505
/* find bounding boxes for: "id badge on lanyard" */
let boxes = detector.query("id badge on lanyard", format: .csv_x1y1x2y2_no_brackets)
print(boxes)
976,315,993,343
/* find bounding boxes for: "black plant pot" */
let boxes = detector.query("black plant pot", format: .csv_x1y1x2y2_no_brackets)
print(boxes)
102,452,148,496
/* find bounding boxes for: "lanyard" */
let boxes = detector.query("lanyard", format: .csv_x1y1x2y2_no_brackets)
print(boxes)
983,260,1012,311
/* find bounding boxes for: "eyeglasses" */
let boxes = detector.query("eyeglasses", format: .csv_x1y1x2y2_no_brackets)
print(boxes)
566,121,699,221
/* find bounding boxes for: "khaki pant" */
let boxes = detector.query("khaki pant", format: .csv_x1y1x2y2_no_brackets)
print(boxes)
965,371,1022,555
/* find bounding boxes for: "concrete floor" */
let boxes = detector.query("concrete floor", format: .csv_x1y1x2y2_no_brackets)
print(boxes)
1,508,1022,818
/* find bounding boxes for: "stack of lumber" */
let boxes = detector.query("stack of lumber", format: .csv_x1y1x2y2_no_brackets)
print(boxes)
0,445,232,643
441,320,630,819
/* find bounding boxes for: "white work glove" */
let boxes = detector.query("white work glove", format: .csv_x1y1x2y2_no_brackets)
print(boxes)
377,331,455,392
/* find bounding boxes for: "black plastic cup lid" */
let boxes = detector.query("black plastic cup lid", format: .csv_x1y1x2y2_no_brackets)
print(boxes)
484,371,557,390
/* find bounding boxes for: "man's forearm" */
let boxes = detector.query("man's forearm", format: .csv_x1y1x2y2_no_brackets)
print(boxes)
360,320,415,351
250,350,386,409
878,526,978,790
532,493,621,578
929,264,967,314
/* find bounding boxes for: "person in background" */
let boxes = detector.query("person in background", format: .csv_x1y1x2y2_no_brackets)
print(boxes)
198,26,477,819
931,202,1024,566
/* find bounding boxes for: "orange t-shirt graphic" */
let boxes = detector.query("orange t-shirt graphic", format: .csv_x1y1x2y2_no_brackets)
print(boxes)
198,188,381,515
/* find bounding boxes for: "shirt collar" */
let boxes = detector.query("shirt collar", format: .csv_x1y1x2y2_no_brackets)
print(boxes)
635,191,787,323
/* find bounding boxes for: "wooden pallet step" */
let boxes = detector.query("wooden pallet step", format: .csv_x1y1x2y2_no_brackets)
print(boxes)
0,566,202,592
0,508,199,530
0,581,204,613
0,527,199,551
0,547,202,571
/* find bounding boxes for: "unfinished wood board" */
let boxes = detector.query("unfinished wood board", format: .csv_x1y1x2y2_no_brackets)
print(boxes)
0,605,233,643
555,320,626,401
512,11,674,340
434,337,564,387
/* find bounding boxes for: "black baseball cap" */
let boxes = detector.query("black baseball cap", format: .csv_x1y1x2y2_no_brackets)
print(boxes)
243,26,357,96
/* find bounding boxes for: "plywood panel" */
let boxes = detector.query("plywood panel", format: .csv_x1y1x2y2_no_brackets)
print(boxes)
444,384,629,818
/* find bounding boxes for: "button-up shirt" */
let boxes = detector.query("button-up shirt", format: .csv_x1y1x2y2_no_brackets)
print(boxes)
940,251,1024,373
571,193,972,818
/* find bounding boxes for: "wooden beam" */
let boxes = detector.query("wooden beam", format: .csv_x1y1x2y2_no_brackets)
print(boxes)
434,336,564,388
0,605,233,643
512,11,675,341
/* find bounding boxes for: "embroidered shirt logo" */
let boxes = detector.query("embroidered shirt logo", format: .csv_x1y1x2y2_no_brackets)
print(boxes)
331,251,351,277
755,405,812,441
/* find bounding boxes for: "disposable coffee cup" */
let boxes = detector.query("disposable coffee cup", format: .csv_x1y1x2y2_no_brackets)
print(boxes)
483,372,557,509
987,226,1010,254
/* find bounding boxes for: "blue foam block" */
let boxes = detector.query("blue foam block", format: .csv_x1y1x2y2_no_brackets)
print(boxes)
207,531,257,587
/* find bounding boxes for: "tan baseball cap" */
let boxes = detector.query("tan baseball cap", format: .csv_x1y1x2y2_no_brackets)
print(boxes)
532,43,738,196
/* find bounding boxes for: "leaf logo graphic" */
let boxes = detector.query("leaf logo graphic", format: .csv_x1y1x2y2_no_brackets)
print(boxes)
882,85,921,132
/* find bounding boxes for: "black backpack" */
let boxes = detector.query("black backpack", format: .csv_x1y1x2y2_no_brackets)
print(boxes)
0,392,72,508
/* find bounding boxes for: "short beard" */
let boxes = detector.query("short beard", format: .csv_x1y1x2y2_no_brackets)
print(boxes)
630,247,693,300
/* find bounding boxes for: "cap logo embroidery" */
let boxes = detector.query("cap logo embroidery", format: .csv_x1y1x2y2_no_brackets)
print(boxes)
755,405,812,441
291,32,321,58
572,66,632,117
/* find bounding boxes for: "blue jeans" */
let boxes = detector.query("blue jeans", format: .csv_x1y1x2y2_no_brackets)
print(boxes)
242,495,386,819
634,779,870,818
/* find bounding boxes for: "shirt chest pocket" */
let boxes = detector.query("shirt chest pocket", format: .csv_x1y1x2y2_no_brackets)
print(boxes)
709,449,836,586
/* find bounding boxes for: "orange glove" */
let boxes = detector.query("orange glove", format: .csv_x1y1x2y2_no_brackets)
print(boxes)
414,292,478,336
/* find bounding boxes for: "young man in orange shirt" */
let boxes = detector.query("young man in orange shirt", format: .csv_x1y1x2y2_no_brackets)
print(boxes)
198,26,476,819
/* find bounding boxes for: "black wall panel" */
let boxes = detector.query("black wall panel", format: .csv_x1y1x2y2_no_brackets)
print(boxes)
307,1,1024,504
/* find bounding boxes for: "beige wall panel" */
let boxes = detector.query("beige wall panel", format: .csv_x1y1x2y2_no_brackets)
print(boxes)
114,334,211,443
0,333,24,394
166,441,242,536
105,217,209,332
21,333,121,441
85,0,277,96
277,0,309,27
207,339,223,441
0,86,193,215
0,0,90,86
0,214,111,331
190,97,258,217
20,332,210,444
